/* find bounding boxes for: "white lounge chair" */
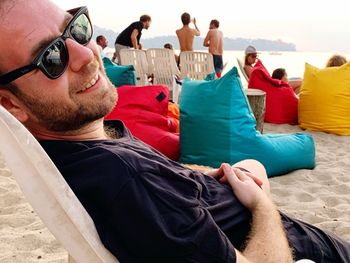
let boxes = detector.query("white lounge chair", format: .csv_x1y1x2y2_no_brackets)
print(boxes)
179,51,215,80
0,106,119,263
146,48,180,86
119,49,149,86
146,48,181,102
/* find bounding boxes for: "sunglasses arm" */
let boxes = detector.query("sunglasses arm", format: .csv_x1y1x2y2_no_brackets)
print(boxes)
0,64,38,85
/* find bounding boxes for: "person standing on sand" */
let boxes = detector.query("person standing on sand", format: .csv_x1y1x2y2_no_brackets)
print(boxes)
203,19,224,77
176,12,200,52
114,15,151,64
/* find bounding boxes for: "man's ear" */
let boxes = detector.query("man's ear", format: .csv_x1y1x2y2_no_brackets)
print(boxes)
0,89,29,123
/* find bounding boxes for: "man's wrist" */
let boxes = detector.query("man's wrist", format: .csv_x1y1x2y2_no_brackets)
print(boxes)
249,194,275,214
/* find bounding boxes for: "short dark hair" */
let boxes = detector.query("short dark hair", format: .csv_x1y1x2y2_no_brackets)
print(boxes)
140,14,151,23
164,43,173,49
96,35,105,43
210,19,219,28
181,12,190,25
272,68,286,80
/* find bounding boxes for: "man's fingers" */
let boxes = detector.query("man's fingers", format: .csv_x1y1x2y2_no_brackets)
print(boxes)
248,174,263,187
232,167,263,187
232,167,250,181
206,163,225,179
222,164,264,189
223,164,240,185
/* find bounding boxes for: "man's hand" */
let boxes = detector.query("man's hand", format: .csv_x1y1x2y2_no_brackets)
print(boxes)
210,164,293,262
206,164,263,189
222,164,268,211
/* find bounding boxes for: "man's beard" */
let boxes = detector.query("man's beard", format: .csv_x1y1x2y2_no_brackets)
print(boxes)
17,68,117,132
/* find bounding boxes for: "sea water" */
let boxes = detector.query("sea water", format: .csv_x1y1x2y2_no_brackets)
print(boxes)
105,47,350,80
222,50,350,78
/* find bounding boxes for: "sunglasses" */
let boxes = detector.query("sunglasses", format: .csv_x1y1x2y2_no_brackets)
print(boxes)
0,6,93,85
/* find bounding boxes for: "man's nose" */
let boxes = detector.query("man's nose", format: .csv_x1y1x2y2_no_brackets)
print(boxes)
65,38,94,72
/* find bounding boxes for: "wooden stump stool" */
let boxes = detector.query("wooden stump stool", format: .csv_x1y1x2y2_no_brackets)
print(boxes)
245,88,266,133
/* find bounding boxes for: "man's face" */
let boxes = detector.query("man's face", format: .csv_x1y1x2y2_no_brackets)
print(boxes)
0,0,117,132
144,20,151,30
98,37,108,49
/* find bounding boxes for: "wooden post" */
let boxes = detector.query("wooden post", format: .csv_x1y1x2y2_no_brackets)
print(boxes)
245,89,266,133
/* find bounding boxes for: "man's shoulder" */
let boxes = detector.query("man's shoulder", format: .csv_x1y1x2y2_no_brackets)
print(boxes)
176,27,185,34
131,21,143,29
40,121,133,165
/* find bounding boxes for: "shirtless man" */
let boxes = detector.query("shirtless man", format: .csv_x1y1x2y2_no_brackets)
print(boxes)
203,19,224,77
176,12,200,52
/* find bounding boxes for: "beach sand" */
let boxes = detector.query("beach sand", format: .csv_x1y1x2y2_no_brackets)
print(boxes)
1,123,350,262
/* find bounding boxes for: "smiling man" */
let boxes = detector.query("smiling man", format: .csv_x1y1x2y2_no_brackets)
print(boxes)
0,1,350,263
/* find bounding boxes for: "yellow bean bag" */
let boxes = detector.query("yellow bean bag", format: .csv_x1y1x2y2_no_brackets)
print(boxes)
299,62,350,135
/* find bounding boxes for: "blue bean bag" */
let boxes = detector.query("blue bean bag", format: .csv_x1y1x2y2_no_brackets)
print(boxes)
180,66,315,177
103,57,136,87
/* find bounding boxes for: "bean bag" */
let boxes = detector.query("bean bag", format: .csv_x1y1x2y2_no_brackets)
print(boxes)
168,102,180,133
103,57,136,87
299,63,350,135
248,60,298,124
180,66,315,177
105,85,179,160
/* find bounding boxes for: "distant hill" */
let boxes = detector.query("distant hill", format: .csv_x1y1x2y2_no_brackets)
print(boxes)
93,25,296,51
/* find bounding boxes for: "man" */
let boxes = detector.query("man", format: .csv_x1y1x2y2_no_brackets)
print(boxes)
96,35,108,58
114,14,151,64
0,1,349,262
203,19,224,77
176,12,200,52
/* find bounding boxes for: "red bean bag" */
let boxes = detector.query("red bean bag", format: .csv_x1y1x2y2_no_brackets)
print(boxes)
105,85,180,160
248,60,298,124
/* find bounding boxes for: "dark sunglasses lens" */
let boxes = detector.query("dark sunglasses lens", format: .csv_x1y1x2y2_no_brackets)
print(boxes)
70,14,92,44
42,41,68,78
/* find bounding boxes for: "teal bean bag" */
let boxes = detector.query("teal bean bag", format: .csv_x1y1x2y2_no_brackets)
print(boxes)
103,57,136,87
180,67,315,177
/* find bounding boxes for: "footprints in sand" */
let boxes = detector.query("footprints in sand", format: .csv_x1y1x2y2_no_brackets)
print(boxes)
267,123,350,243
0,161,66,262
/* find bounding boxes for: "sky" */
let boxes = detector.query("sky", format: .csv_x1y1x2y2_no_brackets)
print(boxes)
51,0,350,52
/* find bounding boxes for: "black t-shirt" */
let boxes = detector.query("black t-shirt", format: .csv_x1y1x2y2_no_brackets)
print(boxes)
40,121,253,263
115,21,144,47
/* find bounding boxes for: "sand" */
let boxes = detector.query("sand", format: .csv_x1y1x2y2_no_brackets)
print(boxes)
0,123,350,262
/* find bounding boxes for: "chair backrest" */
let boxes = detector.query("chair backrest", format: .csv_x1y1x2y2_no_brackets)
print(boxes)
236,57,249,82
179,51,215,80
119,49,149,86
0,106,119,263
146,48,180,87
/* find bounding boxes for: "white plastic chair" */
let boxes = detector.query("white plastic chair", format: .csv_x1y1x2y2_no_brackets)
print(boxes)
146,48,181,102
146,48,180,86
179,51,215,80
0,106,119,263
119,49,149,86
